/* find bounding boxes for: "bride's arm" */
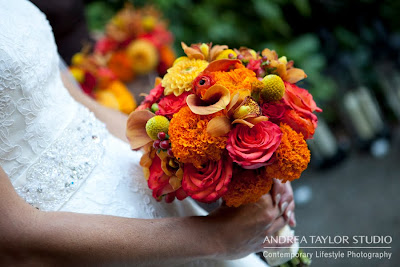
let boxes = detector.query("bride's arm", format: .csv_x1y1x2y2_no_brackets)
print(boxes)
0,167,288,266
60,71,129,143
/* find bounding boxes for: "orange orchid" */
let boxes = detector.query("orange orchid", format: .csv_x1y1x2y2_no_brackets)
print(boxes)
157,150,184,190
126,109,155,150
206,92,269,137
186,59,241,115
261,48,307,84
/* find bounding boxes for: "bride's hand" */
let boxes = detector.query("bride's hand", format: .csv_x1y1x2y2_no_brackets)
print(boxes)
271,178,296,227
207,193,290,260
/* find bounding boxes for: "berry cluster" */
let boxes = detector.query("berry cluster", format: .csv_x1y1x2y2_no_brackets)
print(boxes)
153,132,174,157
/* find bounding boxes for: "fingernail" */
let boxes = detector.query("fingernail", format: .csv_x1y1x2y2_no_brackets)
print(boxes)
280,202,288,213
291,213,296,227
275,194,281,205
286,210,292,219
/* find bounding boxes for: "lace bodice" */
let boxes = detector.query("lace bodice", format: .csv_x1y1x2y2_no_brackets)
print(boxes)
0,0,79,182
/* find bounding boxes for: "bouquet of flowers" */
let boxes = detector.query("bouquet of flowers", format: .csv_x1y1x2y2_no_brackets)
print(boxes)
127,42,321,265
69,4,176,114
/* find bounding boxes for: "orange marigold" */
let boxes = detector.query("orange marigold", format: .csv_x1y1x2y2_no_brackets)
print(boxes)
107,51,135,82
223,168,273,207
265,123,310,183
212,63,258,95
169,106,227,168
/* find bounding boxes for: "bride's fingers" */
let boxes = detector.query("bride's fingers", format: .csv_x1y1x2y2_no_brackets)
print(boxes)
261,217,291,249
259,195,282,227
283,201,295,223
268,216,287,236
271,178,283,206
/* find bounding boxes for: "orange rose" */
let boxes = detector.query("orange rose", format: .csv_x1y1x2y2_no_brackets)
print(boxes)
283,82,322,115
281,82,322,139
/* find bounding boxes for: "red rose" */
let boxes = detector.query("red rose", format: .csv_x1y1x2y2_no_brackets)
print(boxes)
164,187,187,203
148,155,174,200
136,83,165,110
182,157,233,203
156,92,190,119
281,109,317,140
283,82,322,115
261,101,289,122
226,121,282,169
95,37,118,55
81,71,96,96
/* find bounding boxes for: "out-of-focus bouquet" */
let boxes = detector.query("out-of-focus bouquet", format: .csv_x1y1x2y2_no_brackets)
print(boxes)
69,4,176,114
126,42,321,265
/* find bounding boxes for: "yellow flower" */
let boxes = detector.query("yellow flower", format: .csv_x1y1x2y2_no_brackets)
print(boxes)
96,80,137,114
96,90,120,111
145,115,170,140
162,58,208,96
260,74,285,101
142,15,156,31
71,53,85,66
69,67,85,83
215,49,237,60
127,39,159,75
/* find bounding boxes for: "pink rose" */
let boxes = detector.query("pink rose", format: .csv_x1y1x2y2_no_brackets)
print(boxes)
226,121,282,169
156,92,190,119
182,157,233,203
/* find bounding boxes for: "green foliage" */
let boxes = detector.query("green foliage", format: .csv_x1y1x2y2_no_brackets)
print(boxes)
85,1,115,30
85,0,396,109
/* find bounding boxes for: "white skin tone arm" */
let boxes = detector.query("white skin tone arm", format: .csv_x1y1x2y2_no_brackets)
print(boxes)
0,72,294,265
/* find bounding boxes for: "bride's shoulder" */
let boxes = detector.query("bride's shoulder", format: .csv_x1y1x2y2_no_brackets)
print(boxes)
0,0,58,89
0,0,56,58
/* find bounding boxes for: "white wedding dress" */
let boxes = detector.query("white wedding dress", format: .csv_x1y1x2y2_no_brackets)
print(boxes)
0,1,268,266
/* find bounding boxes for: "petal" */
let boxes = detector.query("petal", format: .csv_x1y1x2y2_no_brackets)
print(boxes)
154,76,162,86
126,110,155,150
207,116,232,137
169,176,182,190
232,118,255,128
181,42,205,60
246,116,269,125
209,44,229,61
231,116,269,128
261,48,278,60
187,85,231,115
227,92,240,113
227,90,251,115
285,68,307,83
203,59,241,72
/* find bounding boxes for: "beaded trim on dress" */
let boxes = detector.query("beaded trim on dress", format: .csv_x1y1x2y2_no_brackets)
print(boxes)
13,105,107,211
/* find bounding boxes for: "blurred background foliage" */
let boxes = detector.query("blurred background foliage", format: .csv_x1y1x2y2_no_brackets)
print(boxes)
84,0,400,124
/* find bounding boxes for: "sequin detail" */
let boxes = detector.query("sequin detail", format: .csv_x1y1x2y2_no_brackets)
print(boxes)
13,106,107,211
